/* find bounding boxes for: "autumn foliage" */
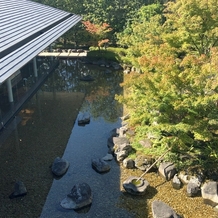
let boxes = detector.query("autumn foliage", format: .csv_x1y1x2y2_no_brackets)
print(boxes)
82,21,112,49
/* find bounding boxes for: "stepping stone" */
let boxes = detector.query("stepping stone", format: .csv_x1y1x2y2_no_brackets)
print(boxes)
91,158,110,173
102,153,113,161
51,157,69,176
9,181,27,199
78,112,90,125
60,183,92,210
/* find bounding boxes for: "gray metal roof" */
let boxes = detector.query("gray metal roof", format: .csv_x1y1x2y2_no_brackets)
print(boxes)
0,0,82,84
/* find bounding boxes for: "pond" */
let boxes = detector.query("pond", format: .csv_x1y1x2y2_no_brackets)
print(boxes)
0,59,135,217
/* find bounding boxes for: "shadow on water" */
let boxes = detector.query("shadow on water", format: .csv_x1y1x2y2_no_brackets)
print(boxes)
0,59,144,217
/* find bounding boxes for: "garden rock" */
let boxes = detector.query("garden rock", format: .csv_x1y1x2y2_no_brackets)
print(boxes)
172,174,182,190
78,112,90,125
201,181,218,207
91,158,110,173
123,158,135,169
107,129,119,152
114,143,132,162
123,176,149,195
113,136,129,146
51,157,69,176
60,183,92,210
135,155,155,171
152,200,181,218
9,181,27,199
158,162,177,181
187,182,201,197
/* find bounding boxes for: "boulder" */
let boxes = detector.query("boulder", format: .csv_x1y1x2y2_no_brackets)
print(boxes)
60,183,92,210
172,174,182,190
91,158,110,173
201,181,218,207
123,158,135,169
187,182,201,197
158,162,177,181
51,157,70,176
135,155,156,171
9,181,27,199
113,137,129,146
152,200,181,218
123,176,149,195
114,143,132,162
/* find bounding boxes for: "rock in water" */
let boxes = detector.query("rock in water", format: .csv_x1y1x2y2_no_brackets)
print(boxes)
60,183,92,210
51,157,69,176
9,181,27,199
91,158,111,173
78,112,90,125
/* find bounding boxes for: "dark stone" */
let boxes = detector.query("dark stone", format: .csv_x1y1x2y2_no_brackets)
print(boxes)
80,75,94,82
78,112,90,125
51,157,70,177
152,200,181,218
158,162,177,181
91,158,110,173
9,181,27,199
123,176,149,195
60,183,92,210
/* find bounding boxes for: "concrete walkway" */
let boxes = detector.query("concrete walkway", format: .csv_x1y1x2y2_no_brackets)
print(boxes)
38,51,87,58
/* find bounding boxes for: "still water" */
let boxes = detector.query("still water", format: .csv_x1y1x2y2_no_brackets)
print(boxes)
0,59,135,217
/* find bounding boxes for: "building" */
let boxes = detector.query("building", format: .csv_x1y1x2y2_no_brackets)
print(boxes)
0,0,82,131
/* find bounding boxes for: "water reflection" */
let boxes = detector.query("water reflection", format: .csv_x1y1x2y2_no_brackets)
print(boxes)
44,60,123,122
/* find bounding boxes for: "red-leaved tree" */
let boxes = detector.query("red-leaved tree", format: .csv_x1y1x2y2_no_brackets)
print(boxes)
82,21,112,49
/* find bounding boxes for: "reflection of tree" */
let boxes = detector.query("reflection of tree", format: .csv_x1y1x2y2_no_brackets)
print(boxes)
41,60,123,122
